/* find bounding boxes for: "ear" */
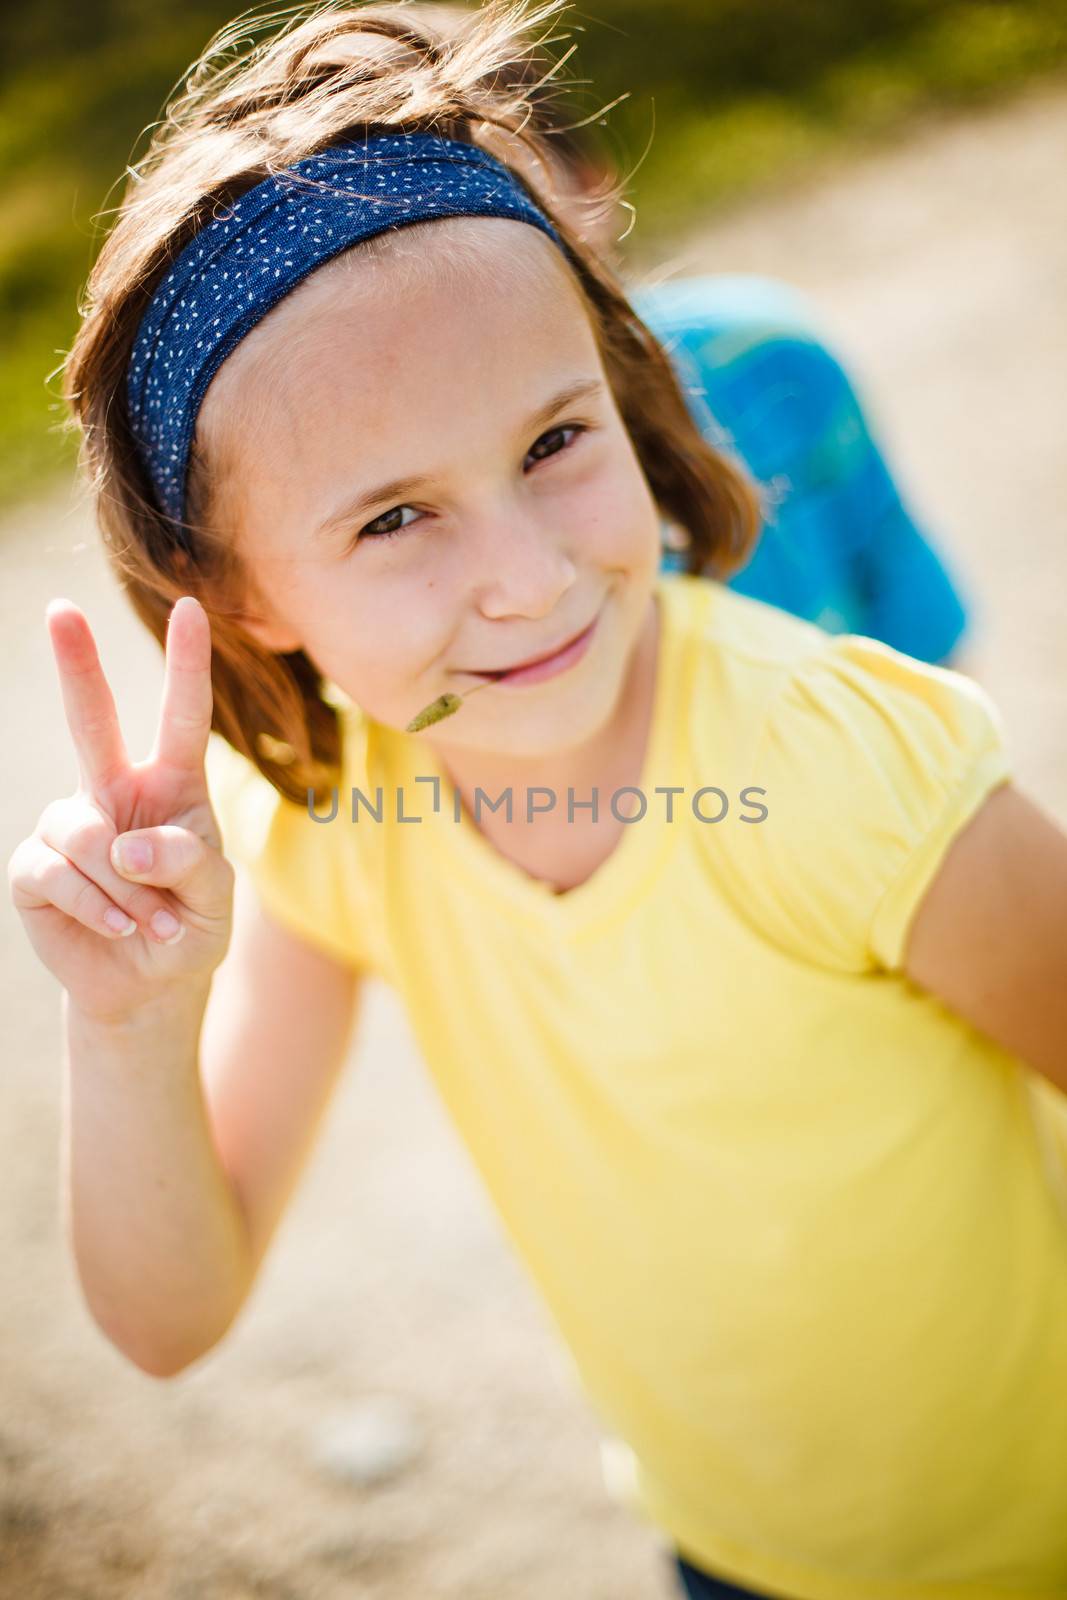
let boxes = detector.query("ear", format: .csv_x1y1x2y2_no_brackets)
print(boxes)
661,516,691,553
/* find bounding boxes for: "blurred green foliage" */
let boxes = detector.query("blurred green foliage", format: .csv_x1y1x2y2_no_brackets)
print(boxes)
588,0,1067,228
2,0,1066,509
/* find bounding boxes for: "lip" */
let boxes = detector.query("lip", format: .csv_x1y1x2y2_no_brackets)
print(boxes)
467,608,602,687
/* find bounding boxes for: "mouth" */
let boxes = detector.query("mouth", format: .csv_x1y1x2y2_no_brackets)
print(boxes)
465,609,602,686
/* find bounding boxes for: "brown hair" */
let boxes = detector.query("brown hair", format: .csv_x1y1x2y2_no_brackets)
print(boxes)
62,0,762,804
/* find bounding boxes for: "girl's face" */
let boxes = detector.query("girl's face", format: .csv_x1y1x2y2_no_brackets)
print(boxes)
201,216,661,764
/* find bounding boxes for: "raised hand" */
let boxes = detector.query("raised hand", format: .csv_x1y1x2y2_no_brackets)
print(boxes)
7,596,235,1024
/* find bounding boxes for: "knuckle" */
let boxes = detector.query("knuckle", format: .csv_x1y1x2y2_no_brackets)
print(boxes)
65,816,109,859
123,881,171,922
161,826,206,876
211,849,236,900
15,846,62,900
80,712,113,741
69,874,101,922
7,837,36,885
38,796,72,834
29,852,60,895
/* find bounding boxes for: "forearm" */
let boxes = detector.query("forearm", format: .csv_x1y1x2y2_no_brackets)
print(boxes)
60,984,253,1378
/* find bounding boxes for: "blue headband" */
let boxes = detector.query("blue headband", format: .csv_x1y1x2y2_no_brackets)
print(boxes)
125,132,564,543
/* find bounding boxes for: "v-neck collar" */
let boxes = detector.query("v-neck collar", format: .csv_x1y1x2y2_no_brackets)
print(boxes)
363,573,706,936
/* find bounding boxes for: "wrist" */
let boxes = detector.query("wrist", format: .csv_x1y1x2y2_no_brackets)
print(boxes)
64,978,211,1047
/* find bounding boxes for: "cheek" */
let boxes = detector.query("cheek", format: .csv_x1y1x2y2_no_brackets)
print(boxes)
295,564,449,693
570,441,659,562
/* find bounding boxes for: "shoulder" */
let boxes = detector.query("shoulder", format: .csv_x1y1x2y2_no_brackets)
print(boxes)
670,573,833,710
680,586,1013,972
677,573,991,764
751,630,1010,830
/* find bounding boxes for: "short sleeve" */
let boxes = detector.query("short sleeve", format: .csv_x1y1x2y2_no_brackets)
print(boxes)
711,633,1013,973
205,734,383,976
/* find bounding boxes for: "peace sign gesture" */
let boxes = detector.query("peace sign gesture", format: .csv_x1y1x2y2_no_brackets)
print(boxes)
7,596,235,1025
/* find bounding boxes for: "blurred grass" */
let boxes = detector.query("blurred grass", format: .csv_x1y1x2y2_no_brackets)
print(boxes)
605,1,1067,239
2,0,1067,511
0,5,237,509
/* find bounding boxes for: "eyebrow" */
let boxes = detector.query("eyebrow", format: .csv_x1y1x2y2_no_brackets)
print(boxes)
312,376,607,541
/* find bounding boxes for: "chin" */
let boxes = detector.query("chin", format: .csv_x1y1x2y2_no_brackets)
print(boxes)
478,678,620,758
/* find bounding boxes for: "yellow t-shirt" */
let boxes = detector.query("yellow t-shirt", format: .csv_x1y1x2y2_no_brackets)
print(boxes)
206,573,1067,1600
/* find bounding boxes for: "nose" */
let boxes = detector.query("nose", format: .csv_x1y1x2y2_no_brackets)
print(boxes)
468,502,578,622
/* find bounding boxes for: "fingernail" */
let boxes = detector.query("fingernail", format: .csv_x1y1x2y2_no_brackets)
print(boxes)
104,908,137,936
150,910,184,943
114,838,152,874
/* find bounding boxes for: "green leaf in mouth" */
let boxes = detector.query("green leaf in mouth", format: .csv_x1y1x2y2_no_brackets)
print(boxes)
406,693,462,733
405,674,499,734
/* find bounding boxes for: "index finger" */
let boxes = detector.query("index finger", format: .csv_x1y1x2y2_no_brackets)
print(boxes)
45,600,130,791
152,596,214,777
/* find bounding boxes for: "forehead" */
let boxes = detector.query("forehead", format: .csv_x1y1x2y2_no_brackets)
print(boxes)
194,217,608,552
200,215,596,440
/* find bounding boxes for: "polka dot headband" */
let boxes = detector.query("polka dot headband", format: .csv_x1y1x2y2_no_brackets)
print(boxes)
125,132,564,547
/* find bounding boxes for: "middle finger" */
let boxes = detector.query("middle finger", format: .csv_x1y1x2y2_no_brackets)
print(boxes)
152,596,214,780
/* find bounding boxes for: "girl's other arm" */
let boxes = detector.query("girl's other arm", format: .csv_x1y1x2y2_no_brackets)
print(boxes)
903,782,1067,1093
64,892,359,1380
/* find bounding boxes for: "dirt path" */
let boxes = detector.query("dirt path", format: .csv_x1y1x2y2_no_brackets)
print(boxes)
2,84,1065,1600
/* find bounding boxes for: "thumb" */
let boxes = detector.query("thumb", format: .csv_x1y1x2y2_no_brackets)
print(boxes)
110,825,233,922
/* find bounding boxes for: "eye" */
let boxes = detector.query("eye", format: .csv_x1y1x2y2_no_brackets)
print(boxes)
524,425,588,467
361,505,422,544
351,422,588,547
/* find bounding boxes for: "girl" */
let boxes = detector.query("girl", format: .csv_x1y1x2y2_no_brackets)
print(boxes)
9,3,1067,1597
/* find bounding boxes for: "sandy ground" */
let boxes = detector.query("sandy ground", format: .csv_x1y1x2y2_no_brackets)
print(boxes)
2,84,1066,1600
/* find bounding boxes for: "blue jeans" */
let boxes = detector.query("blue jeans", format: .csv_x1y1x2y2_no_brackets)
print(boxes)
674,1552,789,1599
